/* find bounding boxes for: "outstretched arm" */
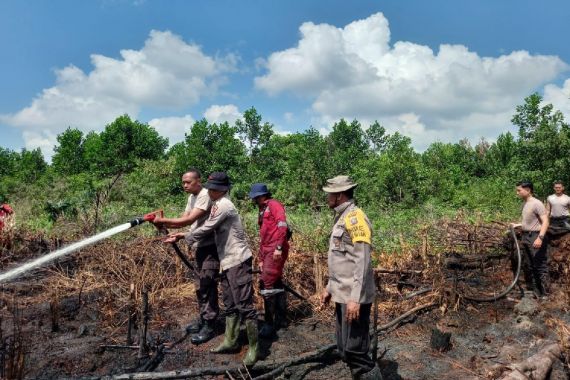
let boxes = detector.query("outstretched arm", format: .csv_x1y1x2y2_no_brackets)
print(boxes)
153,208,208,228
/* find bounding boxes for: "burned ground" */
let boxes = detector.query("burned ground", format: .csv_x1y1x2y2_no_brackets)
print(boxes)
1,221,570,380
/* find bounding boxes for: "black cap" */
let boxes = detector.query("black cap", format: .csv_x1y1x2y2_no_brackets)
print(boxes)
204,172,231,191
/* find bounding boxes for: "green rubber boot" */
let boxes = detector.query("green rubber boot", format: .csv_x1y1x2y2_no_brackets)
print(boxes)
211,314,240,353
243,319,259,366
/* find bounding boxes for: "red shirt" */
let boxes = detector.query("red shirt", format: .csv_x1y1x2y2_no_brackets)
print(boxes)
258,199,289,255
0,204,13,231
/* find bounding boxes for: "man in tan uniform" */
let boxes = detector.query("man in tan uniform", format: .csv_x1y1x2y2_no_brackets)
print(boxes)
152,169,219,344
165,172,258,366
512,181,550,298
546,180,570,236
320,176,382,380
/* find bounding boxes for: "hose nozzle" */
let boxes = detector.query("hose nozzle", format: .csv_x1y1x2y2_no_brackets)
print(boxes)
130,217,145,227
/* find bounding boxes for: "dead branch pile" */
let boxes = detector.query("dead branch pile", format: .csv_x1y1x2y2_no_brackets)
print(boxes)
501,343,561,380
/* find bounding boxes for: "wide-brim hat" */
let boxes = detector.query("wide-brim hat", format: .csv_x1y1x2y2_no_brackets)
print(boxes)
204,172,231,191
249,183,270,199
322,175,358,193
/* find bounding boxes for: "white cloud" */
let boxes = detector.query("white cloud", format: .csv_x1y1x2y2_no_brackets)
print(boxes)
255,12,569,147
203,104,242,125
544,79,570,121
0,30,236,159
148,114,194,144
283,112,294,123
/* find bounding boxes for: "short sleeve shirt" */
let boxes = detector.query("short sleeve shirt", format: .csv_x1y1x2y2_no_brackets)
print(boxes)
185,188,214,247
547,194,570,217
521,197,547,232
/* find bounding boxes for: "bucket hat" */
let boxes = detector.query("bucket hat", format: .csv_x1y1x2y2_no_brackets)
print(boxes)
204,172,231,191
322,175,358,193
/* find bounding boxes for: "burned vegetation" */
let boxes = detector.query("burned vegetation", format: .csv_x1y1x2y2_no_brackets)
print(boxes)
1,216,570,380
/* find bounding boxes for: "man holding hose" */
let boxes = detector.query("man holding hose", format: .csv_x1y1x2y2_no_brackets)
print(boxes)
152,168,219,345
165,172,259,366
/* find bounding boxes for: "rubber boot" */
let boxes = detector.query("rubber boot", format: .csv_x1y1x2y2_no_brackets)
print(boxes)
211,315,240,353
185,317,203,334
259,296,276,338
275,292,288,329
243,319,259,366
191,320,216,345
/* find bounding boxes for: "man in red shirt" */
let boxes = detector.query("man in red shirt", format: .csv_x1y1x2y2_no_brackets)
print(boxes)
0,204,14,231
249,183,290,338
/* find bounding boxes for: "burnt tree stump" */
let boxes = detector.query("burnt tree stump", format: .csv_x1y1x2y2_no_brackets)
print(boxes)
430,328,452,352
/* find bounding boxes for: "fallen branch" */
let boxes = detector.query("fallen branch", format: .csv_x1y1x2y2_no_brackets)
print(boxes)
96,302,438,380
404,288,432,300
501,343,561,380
375,268,423,275
377,302,438,332
97,344,336,380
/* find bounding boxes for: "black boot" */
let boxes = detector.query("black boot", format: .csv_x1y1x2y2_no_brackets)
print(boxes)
191,320,216,345
259,296,276,339
185,317,203,334
360,364,383,380
275,292,288,329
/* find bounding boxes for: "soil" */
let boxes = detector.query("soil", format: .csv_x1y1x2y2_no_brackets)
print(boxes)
1,228,570,380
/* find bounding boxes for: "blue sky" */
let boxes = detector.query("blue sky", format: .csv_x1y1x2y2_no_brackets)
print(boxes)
1,0,570,159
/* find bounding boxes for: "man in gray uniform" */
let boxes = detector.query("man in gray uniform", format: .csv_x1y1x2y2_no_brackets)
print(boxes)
320,176,382,380
546,180,570,237
512,180,550,298
165,172,259,366
152,169,219,344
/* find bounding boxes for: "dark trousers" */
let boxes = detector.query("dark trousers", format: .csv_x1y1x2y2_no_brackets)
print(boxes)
335,303,375,378
549,216,570,237
221,257,257,321
521,231,549,295
195,244,220,322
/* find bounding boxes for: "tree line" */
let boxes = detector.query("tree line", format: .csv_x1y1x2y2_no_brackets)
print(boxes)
1,93,568,228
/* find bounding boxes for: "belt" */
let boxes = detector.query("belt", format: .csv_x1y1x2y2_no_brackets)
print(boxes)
550,216,568,220
522,230,539,235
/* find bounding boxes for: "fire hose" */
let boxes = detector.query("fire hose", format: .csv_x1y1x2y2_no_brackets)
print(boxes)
141,210,197,275
0,210,195,283
403,226,522,303
460,225,522,302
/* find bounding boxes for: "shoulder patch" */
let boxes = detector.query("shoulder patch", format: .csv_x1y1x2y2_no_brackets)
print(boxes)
344,209,371,244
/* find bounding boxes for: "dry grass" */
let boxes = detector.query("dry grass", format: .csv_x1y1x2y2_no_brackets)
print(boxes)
2,213,569,344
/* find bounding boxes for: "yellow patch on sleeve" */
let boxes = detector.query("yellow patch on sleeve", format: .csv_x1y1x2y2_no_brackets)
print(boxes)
344,209,371,244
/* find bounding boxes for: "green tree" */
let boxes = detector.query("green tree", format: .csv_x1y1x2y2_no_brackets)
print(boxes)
366,121,388,153
235,107,273,154
483,132,517,175
16,148,47,182
356,133,421,206
172,119,247,194
52,127,87,175
0,147,18,177
271,128,330,205
511,93,570,195
96,115,168,177
327,119,369,175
